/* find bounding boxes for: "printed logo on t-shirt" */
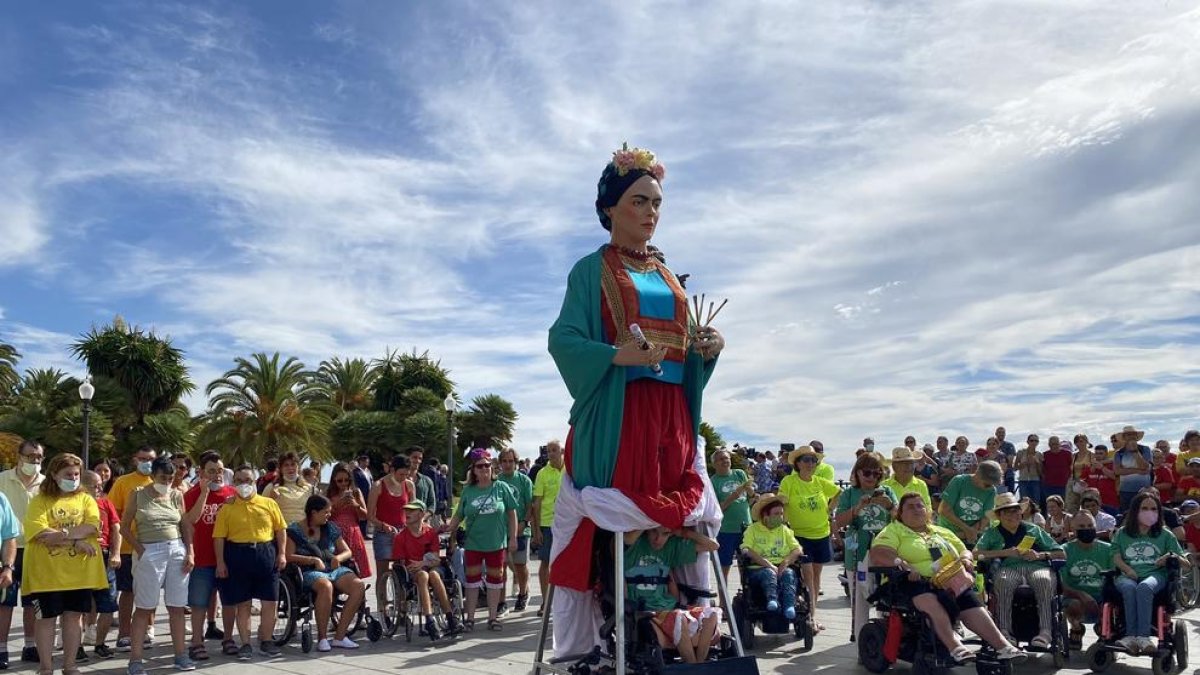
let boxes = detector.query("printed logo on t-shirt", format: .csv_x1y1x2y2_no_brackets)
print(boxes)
957,496,985,520
720,482,736,495
1123,540,1160,567
471,493,499,516
859,505,890,533
1069,559,1103,588
630,555,667,592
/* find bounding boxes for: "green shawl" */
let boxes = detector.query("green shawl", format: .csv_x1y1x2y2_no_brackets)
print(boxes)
547,245,717,490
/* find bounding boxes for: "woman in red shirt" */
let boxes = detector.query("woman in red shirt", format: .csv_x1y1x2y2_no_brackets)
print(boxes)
367,456,414,619
1082,445,1120,516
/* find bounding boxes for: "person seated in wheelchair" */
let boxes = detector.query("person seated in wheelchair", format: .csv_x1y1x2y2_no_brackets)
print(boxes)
1061,511,1113,650
869,493,1026,664
741,493,805,619
623,526,721,664
973,492,1064,650
1110,492,1191,654
392,499,463,640
284,495,367,652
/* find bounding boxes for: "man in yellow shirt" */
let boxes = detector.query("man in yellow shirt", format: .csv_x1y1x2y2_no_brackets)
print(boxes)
777,445,840,631
882,447,932,509
109,445,157,652
213,465,287,660
0,440,44,666
530,440,564,618
1175,430,1200,473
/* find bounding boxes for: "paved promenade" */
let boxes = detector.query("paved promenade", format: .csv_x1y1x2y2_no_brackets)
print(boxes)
10,565,1199,675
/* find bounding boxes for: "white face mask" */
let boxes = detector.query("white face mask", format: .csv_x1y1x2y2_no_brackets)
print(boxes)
236,484,255,499
20,460,40,477
283,472,298,482
153,483,171,496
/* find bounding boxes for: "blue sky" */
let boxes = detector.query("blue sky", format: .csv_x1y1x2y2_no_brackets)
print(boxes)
2,1,1199,470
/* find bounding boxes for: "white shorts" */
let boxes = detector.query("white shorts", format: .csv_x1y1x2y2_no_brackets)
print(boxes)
133,539,190,609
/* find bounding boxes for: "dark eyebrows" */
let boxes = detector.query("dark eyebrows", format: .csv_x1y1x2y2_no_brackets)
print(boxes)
629,193,662,202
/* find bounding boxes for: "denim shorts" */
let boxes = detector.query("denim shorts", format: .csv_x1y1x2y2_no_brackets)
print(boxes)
716,532,742,567
301,566,354,591
187,566,218,608
510,536,529,565
0,548,30,608
372,531,396,561
797,535,833,564
537,527,554,561
93,552,118,614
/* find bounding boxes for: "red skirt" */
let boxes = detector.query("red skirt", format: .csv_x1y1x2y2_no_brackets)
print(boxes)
553,379,705,590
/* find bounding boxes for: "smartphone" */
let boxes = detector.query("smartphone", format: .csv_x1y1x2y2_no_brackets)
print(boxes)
781,443,795,453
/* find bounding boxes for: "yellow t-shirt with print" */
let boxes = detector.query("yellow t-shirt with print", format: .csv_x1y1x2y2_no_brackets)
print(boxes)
21,492,109,594
740,520,801,567
778,473,841,539
871,521,966,578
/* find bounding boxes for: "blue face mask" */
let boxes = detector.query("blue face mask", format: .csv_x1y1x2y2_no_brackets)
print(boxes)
58,478,80,493
137,461,153,475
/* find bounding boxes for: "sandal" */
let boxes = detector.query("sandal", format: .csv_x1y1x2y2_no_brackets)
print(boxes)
189,644,209,661
463,619,475,632
487,618,503,631
221,639,239,656
950,646,976,664
996,645,1027,661
810,620,825,633
1069,626,1085,650
1030,635,1051,650
63,669,82,675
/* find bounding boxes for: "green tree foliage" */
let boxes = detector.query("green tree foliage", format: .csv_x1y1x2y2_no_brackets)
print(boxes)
455,393,518,452
201,353,335,467
0,368,115,459
315,357,376,414
0,342,20,401
371,349,454,411
328,410,407,461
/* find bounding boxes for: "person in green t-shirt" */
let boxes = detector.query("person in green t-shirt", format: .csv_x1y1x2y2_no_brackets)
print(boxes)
937,461,1001,545
530,441,564,618
973,493,1064,648
496,449,534,614
446,449,518,631
1111,493,1190,653
809,440,836,482
1060,512,1113,649
833,451,896,639
623,527,720,664
740,494,803,620
710,449,753,580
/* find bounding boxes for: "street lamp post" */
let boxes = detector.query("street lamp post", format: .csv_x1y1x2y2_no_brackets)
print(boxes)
443,393,457,499
78,375,95,469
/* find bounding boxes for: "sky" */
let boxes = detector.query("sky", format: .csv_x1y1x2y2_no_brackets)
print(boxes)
2,1,1198,472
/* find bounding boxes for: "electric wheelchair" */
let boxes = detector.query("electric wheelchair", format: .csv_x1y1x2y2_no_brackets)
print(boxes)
272,559,384,652
980,558,1070,667
729,552,814,652
1084,556,1189,675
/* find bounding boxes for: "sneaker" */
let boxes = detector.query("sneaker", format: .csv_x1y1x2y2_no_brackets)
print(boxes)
204,621,224,641
237,643,253,661
766,600,779,612
84,625,97,646
1116,636,1138,652
116,638,132,653
496,600,508,616
259,640,281,657
1139,637,1157,653
317,639,331,653
446,614,463,634
94,644,114,659
426,618,441,642
514,593,528,612
784,606,797,620
173,655,197,671
330,637,358,650
20,646,37,663
147,624,156,642
127,660,147,675
0,649,8,670
76,645,89,662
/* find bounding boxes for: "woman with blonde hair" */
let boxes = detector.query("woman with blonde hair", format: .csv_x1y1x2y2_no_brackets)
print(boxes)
22,453,108,675
263,452,316,526
1067,434,1093,512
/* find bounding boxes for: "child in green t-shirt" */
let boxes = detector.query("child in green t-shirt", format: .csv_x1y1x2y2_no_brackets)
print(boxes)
623,527,721,664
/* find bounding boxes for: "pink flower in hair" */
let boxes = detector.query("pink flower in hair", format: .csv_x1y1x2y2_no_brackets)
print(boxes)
612,150,638,175
648,163,666,181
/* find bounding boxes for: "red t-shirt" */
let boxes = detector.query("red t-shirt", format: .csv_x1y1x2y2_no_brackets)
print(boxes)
97,497,120,552
1154,465,1178,503
1184,523,1200,553
974,448,989,460
1177,476,1200,502
1042,450,1073,488
1083,461,1120,507
392,525,440,564
184,484,238,568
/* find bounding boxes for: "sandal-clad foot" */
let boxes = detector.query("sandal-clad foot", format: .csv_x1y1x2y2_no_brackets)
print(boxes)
949,646,976,664
487,618,503,631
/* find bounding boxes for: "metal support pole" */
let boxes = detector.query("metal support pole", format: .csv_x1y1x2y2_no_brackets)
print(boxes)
81,400,92,469
445,411,454,501
532,583,554,675
709,548,745,656
614,533,626,675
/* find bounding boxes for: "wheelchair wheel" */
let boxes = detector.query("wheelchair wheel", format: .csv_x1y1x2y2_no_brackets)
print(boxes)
732,595,754,650
913,652,947,675
273,576,298,646
404,612,415,643
795,614,813,653
857,620,890,673
1175,566,1199,609
1085,642,1115,672
1173,619,1188,671
300,623,313,653
1052,605,1069,668
383,570,402,638
1151,652,1175,675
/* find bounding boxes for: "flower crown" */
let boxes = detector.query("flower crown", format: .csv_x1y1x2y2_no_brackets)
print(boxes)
611,142,666,181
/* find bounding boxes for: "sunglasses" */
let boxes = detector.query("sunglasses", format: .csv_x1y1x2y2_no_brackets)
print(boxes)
859,470,883,478
797,457,819,464
473,463,490,470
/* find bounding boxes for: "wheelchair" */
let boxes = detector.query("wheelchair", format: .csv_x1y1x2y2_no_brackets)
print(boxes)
980,558,1070,667
1084,557,1189,675
858,567,1012,675
729,553,813,652
273,560,384,652
382,557,466,642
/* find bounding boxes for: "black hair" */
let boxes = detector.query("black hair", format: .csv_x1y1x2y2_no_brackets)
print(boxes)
18,440,43,456
150,456,175,477
405,446,425,457
1122,492,1164,538
304,494,331,521
198,451,222,469
390,455,410,472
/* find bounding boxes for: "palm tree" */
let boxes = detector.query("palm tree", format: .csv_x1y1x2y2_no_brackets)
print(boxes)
315,357,377,413
0,369,115,458
455,393,518,451
0,342,20,400
371,349,454,411
203,352,335,467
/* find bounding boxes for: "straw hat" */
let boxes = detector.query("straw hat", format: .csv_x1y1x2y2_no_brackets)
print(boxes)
787,445,818,465
891,447,919,463
751,493,788,522
1117,425,1145,443
988,492,1021,519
